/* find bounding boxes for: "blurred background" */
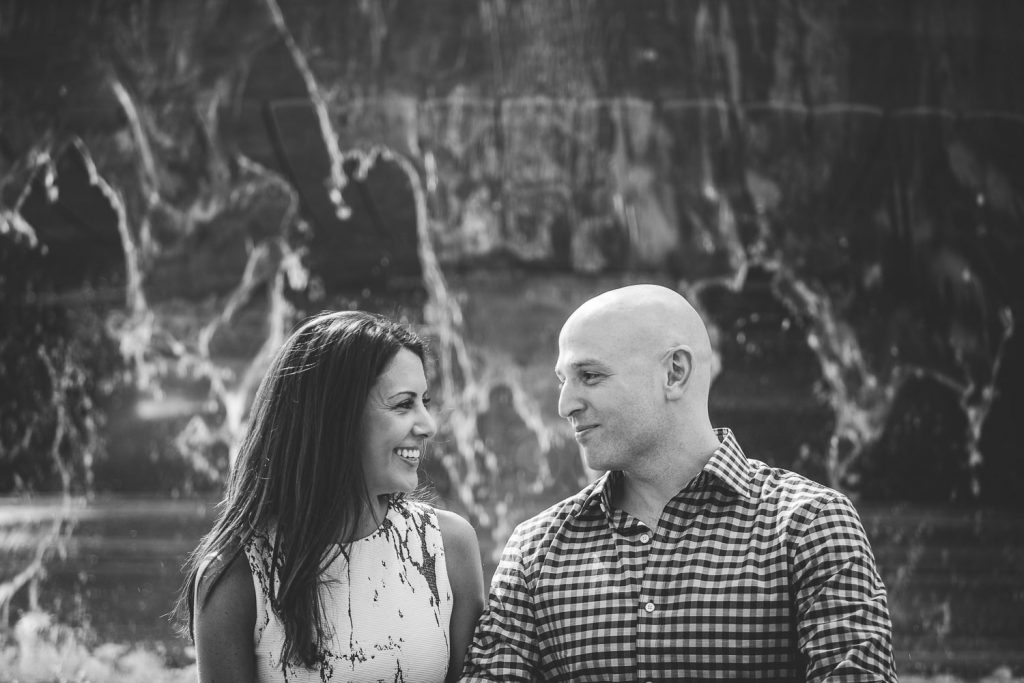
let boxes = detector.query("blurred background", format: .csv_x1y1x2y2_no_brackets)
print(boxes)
1,0,1023,680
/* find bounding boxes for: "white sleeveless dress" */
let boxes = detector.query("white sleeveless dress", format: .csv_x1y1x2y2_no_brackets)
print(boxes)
243,498,454,682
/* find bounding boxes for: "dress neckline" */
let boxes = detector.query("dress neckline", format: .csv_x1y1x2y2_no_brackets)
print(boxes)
346,496,398,544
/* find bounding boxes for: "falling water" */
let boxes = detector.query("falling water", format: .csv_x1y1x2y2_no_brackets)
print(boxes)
263,0,351,221
0,142,96,624
771,271,895,488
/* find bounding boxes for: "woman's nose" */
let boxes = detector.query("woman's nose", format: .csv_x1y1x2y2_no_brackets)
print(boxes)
414,403,436,438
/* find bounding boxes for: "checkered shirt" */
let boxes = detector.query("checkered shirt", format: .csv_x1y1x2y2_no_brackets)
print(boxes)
461,429,896,682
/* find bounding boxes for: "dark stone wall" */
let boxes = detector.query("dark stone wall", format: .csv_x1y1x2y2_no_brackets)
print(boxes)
4,0,1020,498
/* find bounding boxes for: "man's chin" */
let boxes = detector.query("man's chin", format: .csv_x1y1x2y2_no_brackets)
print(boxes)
582,451,613,476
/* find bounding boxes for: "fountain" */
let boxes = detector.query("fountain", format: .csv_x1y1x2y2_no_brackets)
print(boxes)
1,1,1023,677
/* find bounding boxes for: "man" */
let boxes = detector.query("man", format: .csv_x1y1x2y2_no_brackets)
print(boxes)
461,284,896,682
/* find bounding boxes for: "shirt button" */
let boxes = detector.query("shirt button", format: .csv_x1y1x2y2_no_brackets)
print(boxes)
644,601,655,613
639,533,651,543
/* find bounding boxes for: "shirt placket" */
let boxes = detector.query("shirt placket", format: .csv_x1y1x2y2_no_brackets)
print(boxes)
636,486,706,681
612,510,658,683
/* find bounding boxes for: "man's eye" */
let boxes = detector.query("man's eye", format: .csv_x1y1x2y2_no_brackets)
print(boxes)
422,396,432,407
582,372,601,382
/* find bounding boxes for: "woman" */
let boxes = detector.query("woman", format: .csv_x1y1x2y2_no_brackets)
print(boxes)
177,311,485,682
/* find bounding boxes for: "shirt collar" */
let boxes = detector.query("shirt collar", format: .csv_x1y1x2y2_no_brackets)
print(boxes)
702,428,757,500
575,427,756,518
578,470,616,518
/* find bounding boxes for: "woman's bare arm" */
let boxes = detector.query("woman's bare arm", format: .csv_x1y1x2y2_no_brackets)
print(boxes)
194,551,257,682
436,509,485,683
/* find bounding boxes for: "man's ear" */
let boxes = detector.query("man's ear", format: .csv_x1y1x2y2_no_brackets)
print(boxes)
664,345,693,399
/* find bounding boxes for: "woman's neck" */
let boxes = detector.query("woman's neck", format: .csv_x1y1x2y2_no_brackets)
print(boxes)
345,495,390,542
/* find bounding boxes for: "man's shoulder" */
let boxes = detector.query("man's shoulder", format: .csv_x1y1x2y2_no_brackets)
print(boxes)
742,456,863,529
749,457,833,492
517,481,600,528
507,478,605,546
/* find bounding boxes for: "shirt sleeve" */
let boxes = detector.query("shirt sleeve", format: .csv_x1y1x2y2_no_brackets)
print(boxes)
792,493,897,682
460,526,540,682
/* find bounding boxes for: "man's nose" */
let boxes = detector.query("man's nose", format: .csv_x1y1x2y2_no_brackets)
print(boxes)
557,381,583,419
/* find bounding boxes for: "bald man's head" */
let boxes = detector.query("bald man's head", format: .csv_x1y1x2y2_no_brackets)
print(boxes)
561,284,713,371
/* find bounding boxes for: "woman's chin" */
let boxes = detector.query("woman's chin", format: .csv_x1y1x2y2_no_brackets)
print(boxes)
393,475,420,494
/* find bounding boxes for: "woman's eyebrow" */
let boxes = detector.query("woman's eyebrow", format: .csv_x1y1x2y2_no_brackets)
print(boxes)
385,390,418,400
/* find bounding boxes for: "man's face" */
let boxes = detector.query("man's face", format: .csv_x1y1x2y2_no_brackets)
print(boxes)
554,313,665,473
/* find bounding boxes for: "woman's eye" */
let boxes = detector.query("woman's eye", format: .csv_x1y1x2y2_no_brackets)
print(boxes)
394,396,430,410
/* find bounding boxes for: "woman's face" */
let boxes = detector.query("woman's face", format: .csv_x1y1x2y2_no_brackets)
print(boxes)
360,347,436,497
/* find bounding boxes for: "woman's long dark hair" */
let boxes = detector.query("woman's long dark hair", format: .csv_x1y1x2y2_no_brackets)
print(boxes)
175,310,427,667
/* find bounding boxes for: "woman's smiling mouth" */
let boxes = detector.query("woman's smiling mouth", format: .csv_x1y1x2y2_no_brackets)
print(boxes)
395,447,421,463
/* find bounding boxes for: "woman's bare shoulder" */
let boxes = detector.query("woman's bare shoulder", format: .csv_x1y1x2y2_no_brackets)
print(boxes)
195,549,254,618
434,508,478,552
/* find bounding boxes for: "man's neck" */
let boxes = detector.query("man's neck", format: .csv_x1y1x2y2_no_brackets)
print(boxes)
613,430,722,530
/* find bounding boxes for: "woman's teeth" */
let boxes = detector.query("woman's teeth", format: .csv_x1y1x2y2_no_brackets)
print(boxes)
395,448,420,462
